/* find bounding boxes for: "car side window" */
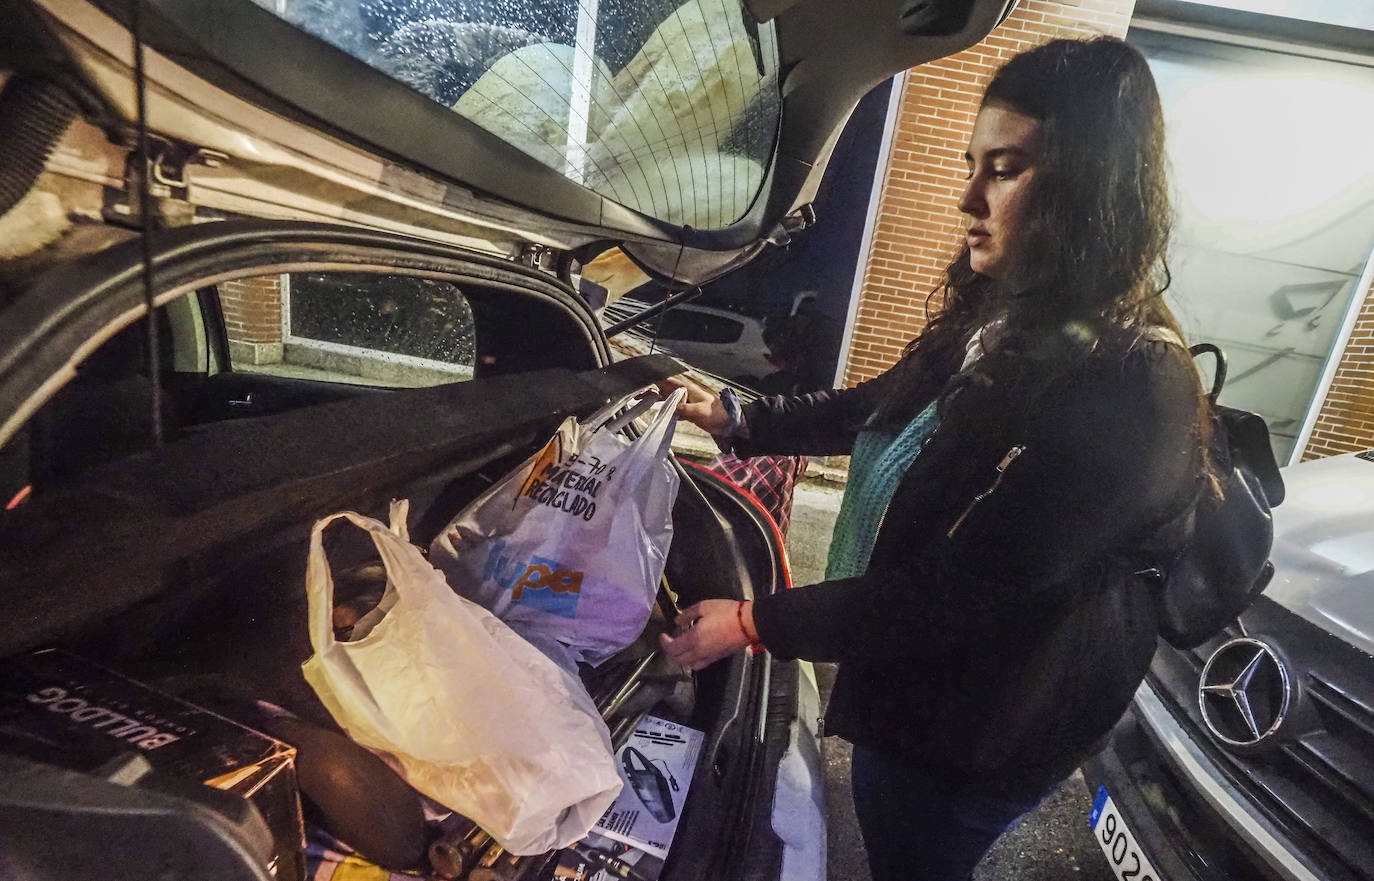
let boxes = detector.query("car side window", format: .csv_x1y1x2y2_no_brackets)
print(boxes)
222,271,477,387
654,308,744,344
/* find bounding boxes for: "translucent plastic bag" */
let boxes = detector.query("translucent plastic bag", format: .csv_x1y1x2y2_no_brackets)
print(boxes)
302,502,622,855
430,390,685,669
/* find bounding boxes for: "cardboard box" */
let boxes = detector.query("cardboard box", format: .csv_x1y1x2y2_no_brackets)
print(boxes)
593,716,704,860
0,648,304,881
551,831,666,881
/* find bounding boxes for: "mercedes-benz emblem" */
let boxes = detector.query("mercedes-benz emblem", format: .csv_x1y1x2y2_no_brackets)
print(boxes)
1198,637,1292,749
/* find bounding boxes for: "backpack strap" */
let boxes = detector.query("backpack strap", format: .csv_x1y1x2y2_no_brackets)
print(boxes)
1190,342,1227,403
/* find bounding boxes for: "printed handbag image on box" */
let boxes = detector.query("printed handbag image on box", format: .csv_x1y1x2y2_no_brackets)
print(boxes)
301,502,622,855
430,389,686,669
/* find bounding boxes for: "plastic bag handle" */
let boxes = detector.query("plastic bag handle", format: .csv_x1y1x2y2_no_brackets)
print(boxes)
619,387,687,484
305,503,423,655
600,394,657,436
578,389,655,434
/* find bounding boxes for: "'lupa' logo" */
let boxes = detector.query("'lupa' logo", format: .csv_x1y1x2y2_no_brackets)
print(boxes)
483,539,583,618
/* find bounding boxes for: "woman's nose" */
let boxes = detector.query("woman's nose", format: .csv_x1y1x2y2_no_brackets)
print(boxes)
958,176,986,218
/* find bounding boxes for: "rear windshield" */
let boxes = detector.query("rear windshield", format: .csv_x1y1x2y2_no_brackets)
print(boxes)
254,0,780,230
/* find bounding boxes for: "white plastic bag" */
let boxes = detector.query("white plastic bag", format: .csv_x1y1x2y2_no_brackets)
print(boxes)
301,502,622,855
430,390,685,669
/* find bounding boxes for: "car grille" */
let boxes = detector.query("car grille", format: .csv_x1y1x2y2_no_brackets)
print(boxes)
1146,596,1374,881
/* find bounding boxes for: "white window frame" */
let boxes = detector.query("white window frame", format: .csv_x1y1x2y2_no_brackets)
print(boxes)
1129,17,1374,463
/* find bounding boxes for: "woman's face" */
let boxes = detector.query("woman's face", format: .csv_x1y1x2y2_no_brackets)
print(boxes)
959,102,1042,288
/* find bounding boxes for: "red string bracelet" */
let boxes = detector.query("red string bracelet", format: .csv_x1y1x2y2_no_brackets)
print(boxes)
737,600,764,655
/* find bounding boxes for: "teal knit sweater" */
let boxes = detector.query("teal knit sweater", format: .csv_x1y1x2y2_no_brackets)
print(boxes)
825,401,940,580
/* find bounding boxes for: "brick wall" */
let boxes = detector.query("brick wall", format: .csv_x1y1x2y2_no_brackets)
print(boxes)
1302,275,1374,459
220,276,284,344
219,275,285,365
845,0,1139,385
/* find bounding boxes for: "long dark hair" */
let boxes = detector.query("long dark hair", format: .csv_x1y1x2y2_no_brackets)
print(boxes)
880,37,1205,439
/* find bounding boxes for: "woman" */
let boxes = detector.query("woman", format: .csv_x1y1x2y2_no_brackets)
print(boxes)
660,37,1209,880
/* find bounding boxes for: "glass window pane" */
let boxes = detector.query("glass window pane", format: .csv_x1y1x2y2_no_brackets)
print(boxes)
224,271,476,387
1132,30,1374,462
254,0,780,229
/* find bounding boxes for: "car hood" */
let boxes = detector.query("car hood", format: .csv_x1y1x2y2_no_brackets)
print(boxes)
1266,450,1374,658
10,0,1015,285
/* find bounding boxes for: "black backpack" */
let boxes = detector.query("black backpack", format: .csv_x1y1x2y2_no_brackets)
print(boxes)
1135,343,1286,649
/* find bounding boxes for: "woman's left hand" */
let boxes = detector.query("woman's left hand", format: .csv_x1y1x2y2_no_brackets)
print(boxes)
659,600,754,670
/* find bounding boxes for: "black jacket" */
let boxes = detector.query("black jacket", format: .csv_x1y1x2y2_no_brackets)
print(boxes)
739,339,1200,797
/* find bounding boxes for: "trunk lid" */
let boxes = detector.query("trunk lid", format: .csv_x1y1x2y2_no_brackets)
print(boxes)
8,0,1016,283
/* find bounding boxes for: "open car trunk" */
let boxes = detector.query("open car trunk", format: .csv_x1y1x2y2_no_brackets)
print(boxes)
0,222,799,881
5,0,1017,285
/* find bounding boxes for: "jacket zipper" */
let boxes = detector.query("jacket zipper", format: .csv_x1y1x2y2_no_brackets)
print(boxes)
946,444,1026,539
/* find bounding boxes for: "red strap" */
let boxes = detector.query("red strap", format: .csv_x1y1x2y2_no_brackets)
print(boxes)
737,600,765,656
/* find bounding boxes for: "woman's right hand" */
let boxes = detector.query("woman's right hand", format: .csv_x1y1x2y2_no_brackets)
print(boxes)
659,599,753,670
658,374,731,436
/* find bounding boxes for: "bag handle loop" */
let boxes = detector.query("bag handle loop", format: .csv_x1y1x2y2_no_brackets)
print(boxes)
599,394,658,436
579,390,652,435
619,387,686,483
305,503,425,655
573,387,685,485
1190,342,1227,404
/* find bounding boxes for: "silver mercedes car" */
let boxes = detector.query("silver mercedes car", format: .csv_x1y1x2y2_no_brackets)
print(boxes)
1083,448,1374,881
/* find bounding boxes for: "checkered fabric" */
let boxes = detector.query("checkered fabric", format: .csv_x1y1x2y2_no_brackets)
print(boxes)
706,453,808,537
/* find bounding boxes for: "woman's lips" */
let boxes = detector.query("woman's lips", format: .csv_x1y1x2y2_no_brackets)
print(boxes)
966,230,990,247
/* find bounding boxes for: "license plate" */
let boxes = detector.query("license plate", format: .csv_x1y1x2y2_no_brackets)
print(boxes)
1089,785,1166,881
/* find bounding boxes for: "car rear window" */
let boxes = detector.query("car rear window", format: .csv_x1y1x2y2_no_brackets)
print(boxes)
254,0,780,230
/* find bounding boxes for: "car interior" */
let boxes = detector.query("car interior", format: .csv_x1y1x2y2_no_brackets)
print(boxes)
0,225,798,880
